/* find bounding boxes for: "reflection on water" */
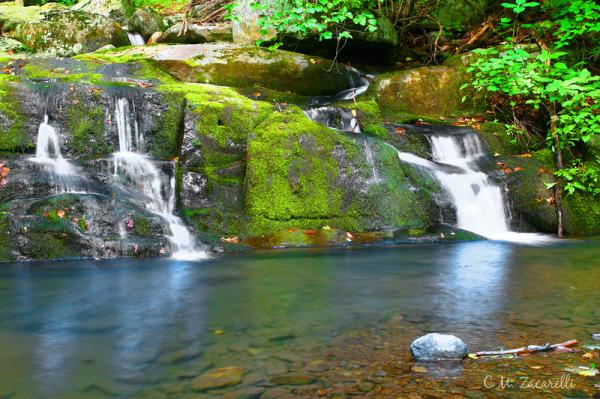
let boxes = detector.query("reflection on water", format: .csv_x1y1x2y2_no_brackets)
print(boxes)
0,240,599,398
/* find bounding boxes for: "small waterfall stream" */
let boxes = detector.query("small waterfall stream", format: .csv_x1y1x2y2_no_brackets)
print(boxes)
395,132,551,243
111,97,207,260
30,114,81,192
125,31,145,46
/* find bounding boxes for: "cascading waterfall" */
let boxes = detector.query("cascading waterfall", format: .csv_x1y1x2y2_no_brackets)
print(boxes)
125,31,145,46
304,106,360,133
31,114,80,192
396,132,551,244
111,97,207,260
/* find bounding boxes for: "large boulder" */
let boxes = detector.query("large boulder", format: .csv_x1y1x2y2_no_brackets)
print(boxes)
369,65,482,120
15,10,128,56
243,107,439,237
231,0,275,45
410,333,468,360
70,0,131,22
432,0,493,31
85,43,363,96
0,3,45,33
127,6,165,40
160,23,232,44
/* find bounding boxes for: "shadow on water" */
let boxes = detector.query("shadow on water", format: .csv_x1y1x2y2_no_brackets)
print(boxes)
0,239,599,397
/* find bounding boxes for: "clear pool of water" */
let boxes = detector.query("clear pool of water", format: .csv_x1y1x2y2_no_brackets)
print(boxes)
1,239,599,398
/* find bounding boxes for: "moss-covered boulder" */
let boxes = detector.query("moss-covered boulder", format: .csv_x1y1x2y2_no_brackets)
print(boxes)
368,65,483,120
0,3,45,33
432,0,493,31
83,43,362,96
15,10,128,56
172,83,272,237
244,107,438,236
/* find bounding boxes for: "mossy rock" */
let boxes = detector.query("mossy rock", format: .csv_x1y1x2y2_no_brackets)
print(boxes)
368,65,483,120
172,83,273,237
563,191,600,236
83,43,361,96
0,74,31,152
0,3,45,33
15,10,129,56
330,99,387,138
431,0,493,31
244,107,437,237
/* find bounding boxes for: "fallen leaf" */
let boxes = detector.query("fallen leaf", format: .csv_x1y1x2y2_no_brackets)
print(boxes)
159,248,166,255
538,167,547,173
514,166,524,172
56,210,65,218
287,228,297,232
530,365,543,369
496,161,506,167
493,152,501,157
213,329,224,335
305,229,317,235
517,153,533,158
351,109,358,117
220,236,239,244
546,197,556,205
252,91,261,97
583,352,595,359
322,225,331,230
395,127,406,136
502,167,513,174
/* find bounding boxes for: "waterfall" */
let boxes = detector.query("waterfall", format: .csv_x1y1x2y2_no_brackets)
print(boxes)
31,114,80,192
395,132,551,244
111,97,208,260
304,106,360,133
125,31,145,46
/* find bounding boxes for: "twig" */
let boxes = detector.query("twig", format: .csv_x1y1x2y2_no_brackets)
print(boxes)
475,339,578,357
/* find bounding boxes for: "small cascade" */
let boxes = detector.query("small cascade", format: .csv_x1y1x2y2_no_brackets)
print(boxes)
305,67,371,132
395,131,551,244
304,106,360,133
125,31,145,46
30,114,81,192
363,140,381,185
111,97,207,260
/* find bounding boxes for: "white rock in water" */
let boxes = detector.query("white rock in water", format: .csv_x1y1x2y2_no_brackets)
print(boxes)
410,333,468,360
593,333,600,341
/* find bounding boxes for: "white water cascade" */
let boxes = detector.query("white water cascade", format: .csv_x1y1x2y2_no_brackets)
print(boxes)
396,132,551,244
112,98,208,260
126,31,145,46
31,114,80,192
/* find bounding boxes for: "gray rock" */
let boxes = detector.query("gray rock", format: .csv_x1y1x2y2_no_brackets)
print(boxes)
14,10,129,56
128,7,165,40
410,333,468,360
160,22,232,44
593,333,600,341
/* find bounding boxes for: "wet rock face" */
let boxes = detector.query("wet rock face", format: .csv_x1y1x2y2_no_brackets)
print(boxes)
14,10,129,56
8,80,184,159
410,333,468,360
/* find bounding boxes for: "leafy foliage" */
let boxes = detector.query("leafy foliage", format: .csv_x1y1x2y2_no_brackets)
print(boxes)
228,0,380,48
465,0,600,196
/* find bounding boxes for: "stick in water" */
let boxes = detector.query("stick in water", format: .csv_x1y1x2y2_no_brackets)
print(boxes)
475,340,578,357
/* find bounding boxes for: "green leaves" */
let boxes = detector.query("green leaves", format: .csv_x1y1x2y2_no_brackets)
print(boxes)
502,0,540,15
249,0,379,43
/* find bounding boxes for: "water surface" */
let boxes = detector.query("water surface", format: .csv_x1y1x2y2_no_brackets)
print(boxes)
1,240,599,398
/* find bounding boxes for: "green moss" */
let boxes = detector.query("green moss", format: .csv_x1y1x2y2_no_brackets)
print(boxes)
66,96,111,154
564,192,600,235
26,231,81,260
0,74,30,152
0,210,11,261
132,215,152,236
476,122,543,156
245,107,349,235
150,90,185,158
370,66,484,121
